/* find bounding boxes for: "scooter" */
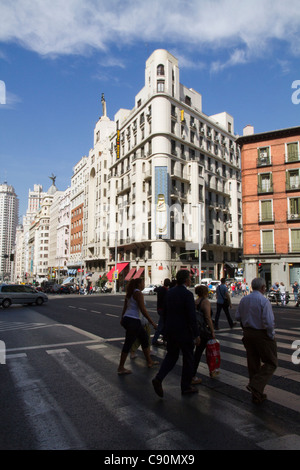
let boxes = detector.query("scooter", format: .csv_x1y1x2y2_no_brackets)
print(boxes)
267,290,290,305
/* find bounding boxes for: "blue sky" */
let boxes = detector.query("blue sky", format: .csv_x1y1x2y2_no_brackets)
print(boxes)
0,0,300,218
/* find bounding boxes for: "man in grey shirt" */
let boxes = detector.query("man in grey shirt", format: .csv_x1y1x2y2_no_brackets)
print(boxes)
236,277,277,404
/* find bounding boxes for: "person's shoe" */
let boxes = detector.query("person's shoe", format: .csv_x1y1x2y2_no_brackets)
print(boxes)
246,384,267,404
182,386,198,395
231,322,237,328
191,377,202,385
152,377,164,397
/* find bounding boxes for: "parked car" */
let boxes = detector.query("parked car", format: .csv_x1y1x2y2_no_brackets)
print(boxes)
59,285,71,294
142,284,158,295
209,280,221,292
0,284,48,308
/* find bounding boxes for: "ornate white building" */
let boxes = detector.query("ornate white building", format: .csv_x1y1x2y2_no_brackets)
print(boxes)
82,49,242,287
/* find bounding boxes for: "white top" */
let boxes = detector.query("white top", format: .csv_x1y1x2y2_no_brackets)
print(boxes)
124,289,141,321
235,290,275,339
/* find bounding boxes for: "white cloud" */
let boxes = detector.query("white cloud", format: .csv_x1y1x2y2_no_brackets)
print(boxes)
0,0,300,65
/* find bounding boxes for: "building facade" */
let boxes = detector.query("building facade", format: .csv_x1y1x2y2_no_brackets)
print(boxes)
0,182,19,281
84,49,242,287
237,125,300,288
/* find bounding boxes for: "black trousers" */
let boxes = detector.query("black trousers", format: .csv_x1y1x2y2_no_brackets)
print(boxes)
214,302,234,328
121,316,149,353
156,336,194,392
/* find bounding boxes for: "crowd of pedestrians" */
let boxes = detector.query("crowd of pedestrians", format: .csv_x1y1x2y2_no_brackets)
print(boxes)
117,270,280,406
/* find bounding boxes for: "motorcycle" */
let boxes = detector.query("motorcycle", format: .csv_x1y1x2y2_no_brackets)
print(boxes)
267,290,290,305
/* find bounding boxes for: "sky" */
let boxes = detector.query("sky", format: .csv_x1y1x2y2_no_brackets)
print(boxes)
0,0,300,219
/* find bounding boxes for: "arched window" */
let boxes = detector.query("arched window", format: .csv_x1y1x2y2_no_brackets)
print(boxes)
157,64,165,76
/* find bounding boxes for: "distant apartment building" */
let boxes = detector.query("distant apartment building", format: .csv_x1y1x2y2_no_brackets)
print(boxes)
237,125,300,288
0,182,19,281
83,49,242,286
27,180,59,283
68,156,88,278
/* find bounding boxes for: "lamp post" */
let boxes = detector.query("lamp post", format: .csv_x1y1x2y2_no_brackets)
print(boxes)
193,203,203,283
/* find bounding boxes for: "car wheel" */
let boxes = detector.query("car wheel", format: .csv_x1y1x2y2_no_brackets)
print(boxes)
36,297,44,306
2,299,11,308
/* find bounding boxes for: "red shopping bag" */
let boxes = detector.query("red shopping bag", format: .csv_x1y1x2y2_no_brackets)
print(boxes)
206,339,220,377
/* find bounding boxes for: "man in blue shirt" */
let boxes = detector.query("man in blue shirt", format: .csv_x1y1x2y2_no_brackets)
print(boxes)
214,278,235,330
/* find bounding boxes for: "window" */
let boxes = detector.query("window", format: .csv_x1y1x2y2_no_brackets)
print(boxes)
257,146,271,166
289,197,300,219
157,64,165,76
290,228,300,252
260,200,273,222
286,142,299,163
258,173,273,193
157,80,164,92
261,230,274,253
286,169,300,190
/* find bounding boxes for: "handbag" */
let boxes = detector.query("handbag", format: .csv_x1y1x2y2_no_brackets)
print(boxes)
206,339,220,377
196,299,212,340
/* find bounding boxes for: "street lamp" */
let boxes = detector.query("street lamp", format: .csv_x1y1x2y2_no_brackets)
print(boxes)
193,203,204,283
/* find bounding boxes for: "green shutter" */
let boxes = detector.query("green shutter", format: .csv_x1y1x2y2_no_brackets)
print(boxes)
261,200,272,221
262,230,273,252
287,142,298,162
291,229,300,252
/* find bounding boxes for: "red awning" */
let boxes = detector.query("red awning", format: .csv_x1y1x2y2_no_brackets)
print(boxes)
106,262,129,281
133,267,144,279
125,267,136,281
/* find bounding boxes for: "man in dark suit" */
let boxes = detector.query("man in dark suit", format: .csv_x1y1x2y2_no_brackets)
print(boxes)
152,270,200,397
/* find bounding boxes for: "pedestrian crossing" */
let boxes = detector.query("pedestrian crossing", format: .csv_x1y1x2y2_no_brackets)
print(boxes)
2,323,300,450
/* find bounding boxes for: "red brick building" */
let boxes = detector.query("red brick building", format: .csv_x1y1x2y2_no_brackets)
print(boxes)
237,125,300,288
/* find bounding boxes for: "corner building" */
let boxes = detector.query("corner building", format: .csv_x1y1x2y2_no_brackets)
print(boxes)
84,49,242,286
237,125,300,288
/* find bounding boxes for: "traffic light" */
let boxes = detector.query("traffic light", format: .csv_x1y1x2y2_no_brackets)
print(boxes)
258,263,263,273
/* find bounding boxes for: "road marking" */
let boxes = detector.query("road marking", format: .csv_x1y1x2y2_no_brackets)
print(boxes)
7,355,85,449
47,348,201,450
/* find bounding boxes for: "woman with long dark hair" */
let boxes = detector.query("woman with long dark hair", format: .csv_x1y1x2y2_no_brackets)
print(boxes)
117,278,158,374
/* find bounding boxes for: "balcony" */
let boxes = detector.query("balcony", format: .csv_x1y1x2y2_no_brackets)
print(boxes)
258,212,275,224
259,244,276,254
257,184,273,194
289,243,300,253
286,181,300,192
257,156,271,167
287,211,300,222
285,153,300,164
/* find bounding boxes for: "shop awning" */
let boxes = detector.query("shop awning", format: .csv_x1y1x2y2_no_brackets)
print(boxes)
125,267,136,281
225,262,238,268
106,262,129,281
133,267,144,279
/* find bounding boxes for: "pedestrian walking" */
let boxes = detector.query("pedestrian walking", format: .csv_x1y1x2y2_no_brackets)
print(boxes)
235,277,277,404
192,285,216,384
152,278,171,346
279,282,286,306
292,281,299,302
152,269,200,397
117,278,158,375
214,278,236,330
